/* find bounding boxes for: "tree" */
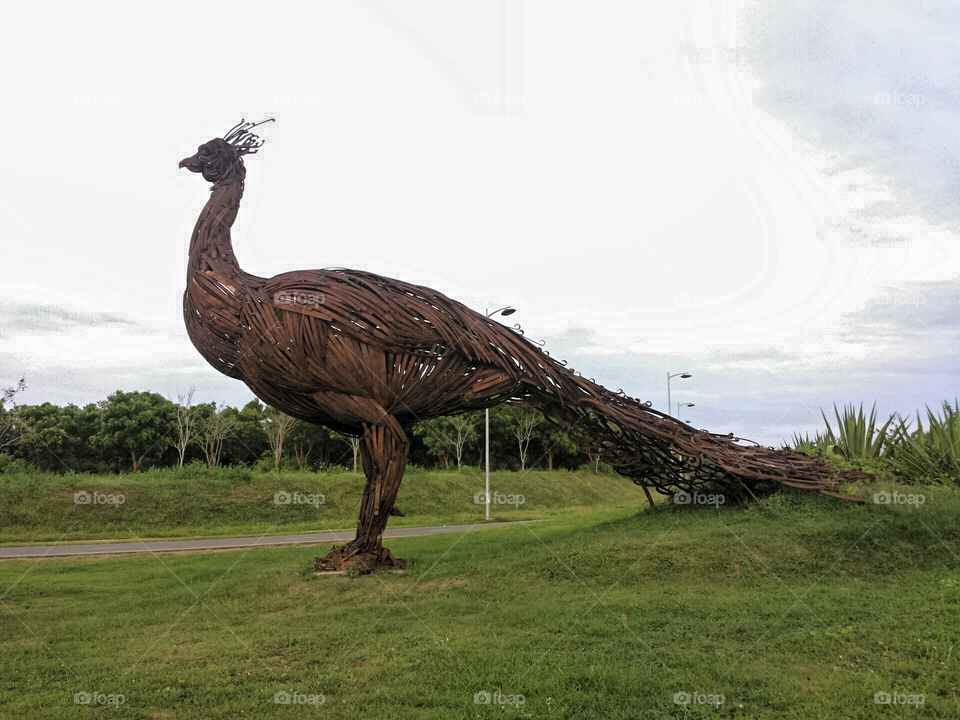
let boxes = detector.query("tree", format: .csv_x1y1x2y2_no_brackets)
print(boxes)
0,377,26,451
413,419,450,468
511,407,543,471
482,404,519,470
196,402,237,469
13,403,78,472
168,388,196,468
73,403,108,473
221,400,269,466
331,433,362,473
290,422,314,470
262,407,298,472
349,437,360,472
450,413,481,470
94,390,177,472
416,413,481,471
534,419,580,471
286,422,340,470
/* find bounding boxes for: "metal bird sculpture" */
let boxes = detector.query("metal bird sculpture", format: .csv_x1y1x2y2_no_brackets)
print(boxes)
179,120,860,574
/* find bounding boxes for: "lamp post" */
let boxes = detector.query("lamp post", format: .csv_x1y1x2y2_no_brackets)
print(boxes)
667,372,692,417
677,402,695,422
484,306,516,520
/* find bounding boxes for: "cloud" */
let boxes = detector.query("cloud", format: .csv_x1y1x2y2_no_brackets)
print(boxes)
0,298,141,338
739,0,960,230
834,277,960,353
533,323,647,359
0,298,251,409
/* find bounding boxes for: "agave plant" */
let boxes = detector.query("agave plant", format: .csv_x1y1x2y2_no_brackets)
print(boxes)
888,399,960,483
821,402,896,461
787,428,837,455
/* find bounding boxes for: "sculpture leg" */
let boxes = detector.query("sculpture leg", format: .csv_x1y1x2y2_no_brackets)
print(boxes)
640,482,657,511
315,415,409,574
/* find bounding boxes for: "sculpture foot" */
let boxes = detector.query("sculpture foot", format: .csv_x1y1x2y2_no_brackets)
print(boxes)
314,544,408,575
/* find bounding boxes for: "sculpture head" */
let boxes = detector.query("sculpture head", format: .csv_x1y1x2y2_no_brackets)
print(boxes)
179,119,274,185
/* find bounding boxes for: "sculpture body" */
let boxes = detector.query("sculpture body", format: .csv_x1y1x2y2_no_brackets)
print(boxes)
180,121,860,573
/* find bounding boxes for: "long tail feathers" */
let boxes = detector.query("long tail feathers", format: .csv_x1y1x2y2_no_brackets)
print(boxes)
524,364,863,503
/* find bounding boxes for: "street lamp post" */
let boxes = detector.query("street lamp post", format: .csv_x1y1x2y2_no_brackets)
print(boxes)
484,306,516,520
667,372,692,417
677,402,695,422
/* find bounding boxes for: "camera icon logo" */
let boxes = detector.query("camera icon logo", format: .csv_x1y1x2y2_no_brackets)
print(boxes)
673,492,692,505
74,692,91,705
874,691,892,704
874,491,891,505
74,491,91,505
874,91,891,104
474,491,488,505
674,691,691,705
274,491,292,505
474,690,491,704
274,691,291,704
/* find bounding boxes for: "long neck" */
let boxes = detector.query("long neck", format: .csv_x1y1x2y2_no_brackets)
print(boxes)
188,178,244,277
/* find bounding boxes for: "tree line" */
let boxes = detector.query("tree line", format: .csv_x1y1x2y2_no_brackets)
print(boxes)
0,381,593,475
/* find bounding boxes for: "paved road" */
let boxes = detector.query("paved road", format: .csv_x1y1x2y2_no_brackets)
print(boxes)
0,521,532,559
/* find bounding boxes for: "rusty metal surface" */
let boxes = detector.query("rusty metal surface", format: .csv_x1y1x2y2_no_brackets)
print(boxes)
179,120,859,573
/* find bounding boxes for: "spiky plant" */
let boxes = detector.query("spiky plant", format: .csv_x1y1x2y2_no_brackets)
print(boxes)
888,399,960,484
787,429,837,456
821,402,895,461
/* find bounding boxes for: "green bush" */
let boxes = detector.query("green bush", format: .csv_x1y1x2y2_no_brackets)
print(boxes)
0,454,37,475
888,399,960,485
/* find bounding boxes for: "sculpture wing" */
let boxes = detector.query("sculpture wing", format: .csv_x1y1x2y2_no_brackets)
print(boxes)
262,268,525,364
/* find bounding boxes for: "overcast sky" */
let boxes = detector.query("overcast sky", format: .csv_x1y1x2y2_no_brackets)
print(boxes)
2,0,959,446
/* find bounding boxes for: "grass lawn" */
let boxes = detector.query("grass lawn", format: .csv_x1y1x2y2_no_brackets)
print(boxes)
0,469,636,545
1,480,957,718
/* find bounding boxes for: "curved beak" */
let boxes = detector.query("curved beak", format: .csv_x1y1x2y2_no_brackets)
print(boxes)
179,154,203,172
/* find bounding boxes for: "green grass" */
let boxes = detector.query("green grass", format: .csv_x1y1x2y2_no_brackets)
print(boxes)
0,468,638,545
1,482,957,718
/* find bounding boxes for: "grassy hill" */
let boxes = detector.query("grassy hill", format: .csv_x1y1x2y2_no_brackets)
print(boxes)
0,467,643,544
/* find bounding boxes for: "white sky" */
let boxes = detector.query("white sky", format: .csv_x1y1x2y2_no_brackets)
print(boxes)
2,0,959,446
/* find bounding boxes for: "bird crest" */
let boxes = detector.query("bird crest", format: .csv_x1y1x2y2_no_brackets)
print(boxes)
223,118,275,155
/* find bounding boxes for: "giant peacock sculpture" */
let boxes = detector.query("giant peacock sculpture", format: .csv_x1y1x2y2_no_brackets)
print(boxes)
179,120,862,573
